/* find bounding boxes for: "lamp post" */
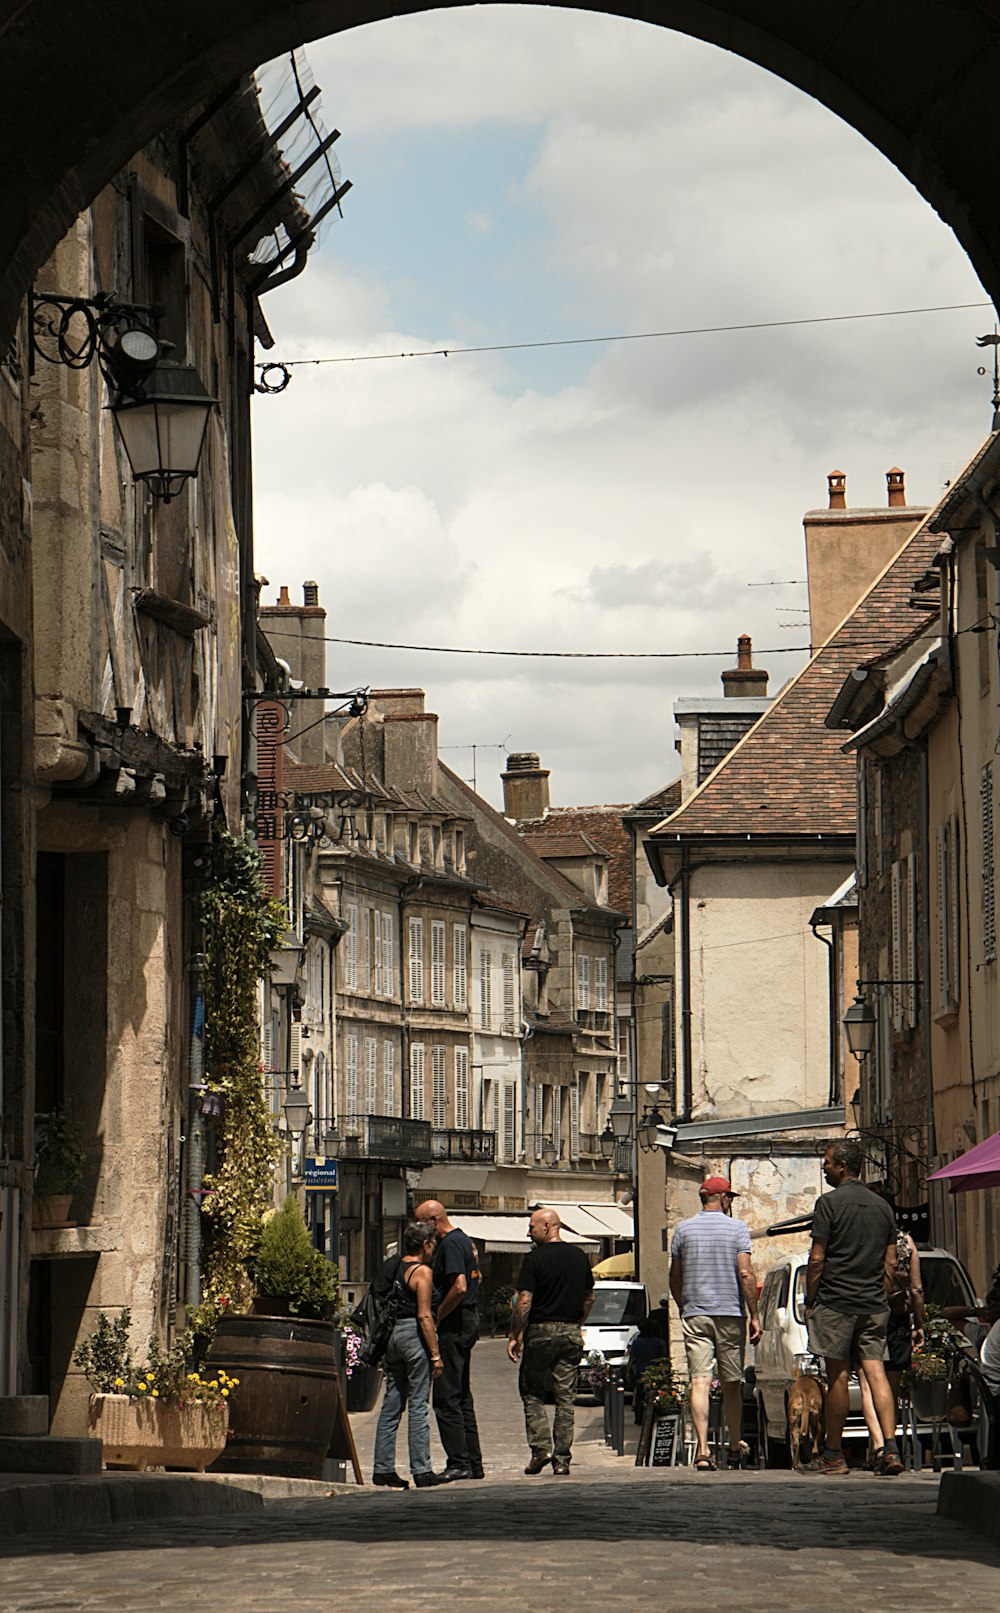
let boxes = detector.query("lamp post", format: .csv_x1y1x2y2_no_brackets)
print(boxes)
842,994,876,1061
599,1122,615,1160
110,362,217,502
608,1090,632,1141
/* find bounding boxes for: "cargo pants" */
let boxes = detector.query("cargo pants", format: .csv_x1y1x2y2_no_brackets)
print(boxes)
519,1320,584,1463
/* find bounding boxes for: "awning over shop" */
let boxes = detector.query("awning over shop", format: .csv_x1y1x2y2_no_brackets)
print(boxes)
449,1213,597,1256
592,1250,636,1278
927,1131,1000,1192
535,1200,634,1240
414,1167,490,1192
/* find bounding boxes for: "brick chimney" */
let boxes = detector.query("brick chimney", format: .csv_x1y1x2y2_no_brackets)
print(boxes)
721,635,769,699
303,579,319,606
828,470,847,510
502,752,551,821
886,467,906,507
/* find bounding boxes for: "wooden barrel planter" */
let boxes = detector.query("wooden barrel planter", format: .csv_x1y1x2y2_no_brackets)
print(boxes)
206,1313,340,1479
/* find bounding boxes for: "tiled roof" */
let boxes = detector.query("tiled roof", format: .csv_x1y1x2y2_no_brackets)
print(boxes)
650,519,945,840
521,831,607,860
516,806,634,913
627,779,682,819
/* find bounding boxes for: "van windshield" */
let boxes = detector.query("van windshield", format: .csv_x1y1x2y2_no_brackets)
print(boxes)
587,1288,646,1327
922,1258,972,1310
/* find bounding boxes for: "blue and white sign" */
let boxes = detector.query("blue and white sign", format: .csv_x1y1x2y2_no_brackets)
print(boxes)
304,1158,339,1191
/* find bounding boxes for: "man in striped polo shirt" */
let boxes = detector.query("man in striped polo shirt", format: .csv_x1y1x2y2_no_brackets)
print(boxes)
669,1176,761,1471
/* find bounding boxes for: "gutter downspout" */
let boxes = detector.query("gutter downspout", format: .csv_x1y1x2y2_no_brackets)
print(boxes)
183,950,207,1309
672,847,693,1121
917,739,936,1159
809,917,838,1108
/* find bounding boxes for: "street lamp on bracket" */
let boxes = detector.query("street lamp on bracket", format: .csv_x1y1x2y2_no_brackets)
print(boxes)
841,978,919,1062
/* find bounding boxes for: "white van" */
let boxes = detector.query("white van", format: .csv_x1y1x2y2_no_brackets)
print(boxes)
578,1280,649,1393
753,1247,977,1463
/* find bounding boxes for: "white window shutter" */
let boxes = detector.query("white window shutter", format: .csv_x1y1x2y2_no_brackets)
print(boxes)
983,763,996,963
453,925,467,1008
431,922,446,1006
890,861,903,1032
502,952,516,1030
383,1043,396,1115
432,1046,447,1127
374,912,383,995
382,913,394,997
576,952,590,1011
409,918,424,1002
410,1043,425,1120
455,1048,470,1131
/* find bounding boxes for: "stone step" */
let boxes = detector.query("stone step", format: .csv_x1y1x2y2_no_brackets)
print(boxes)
0,1397,49,1437
0,1435,101,1474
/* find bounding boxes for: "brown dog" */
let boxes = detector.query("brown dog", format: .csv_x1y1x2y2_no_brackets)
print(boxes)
786,1372,826,1469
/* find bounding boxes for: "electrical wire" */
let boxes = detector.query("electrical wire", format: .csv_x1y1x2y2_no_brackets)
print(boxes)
263,625,947,660
264,299,991,369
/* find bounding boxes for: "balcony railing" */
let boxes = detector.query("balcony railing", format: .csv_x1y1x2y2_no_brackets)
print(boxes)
430,1128,497,1164
339,1113,432,1164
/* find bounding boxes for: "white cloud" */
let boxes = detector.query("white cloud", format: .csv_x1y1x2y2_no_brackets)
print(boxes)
253,9,993,810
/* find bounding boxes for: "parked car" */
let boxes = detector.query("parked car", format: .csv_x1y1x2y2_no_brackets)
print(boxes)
753,1245,978,1465
576,1281,649,1398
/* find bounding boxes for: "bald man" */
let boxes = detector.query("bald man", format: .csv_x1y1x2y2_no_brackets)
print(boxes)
507,1207,595,1475
414,1198,484,1480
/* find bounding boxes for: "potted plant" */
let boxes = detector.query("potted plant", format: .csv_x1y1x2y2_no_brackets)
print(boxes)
248,1197,339,1319
33,1108,86,1227
640,1359,686,1419
207,1198,346,1475
903,1307,963,1421
74,1308,234,1471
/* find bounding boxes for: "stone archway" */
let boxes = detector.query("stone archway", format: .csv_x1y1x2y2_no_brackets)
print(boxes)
3,1,1000,343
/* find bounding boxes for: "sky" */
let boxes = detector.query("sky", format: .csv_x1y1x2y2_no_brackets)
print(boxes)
250,8,994,813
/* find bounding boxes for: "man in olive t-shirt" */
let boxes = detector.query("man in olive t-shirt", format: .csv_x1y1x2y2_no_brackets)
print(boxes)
805,1139,901,1475
507,1208,594,1475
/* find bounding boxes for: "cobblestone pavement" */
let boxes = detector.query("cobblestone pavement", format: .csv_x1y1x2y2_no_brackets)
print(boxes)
1,1340,998,1611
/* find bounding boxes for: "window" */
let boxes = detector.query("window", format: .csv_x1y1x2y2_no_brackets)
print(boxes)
857,761,868,890
502,952,517,1031
576,952,590,1012
409,918,424,1003
410,1043,426,1120
374,912,383,995
479,950,492,1030
431,921,446,1006
983,763,996,964
382,913,394,997
432,1045,447,1127
497,1080,516,1162
383,1042,396,1114
453,925,467,1008
345,903,358,990
936,816,961,1014
407,823,419,864
364,1037,378,1114
345,1035,358,1116
889,856,917,1030
455,1048,470,1130
360,908,371,994
595,956,608,1012
570,1077,580,1158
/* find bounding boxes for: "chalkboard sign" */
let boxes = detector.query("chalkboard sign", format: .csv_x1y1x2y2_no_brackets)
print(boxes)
651,1415,680,1466
635,1397,681,1466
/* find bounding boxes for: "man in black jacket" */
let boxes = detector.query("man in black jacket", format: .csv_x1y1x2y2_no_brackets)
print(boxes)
507,1207,595,1475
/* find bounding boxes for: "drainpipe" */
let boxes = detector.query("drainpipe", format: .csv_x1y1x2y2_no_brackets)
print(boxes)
184,951,207,1309
809,917,838,1107
673,847,693,1120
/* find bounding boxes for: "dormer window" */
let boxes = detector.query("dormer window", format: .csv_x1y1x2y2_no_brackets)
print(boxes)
454,827,466,876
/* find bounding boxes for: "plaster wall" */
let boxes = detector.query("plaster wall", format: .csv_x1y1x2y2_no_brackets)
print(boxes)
687,859,851,1119
804,506,925,649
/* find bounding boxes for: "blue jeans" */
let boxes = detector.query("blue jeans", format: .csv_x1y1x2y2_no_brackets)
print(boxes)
372,1319,433,1476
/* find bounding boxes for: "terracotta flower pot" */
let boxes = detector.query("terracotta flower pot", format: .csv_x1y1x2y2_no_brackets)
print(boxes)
88,1393,229,1472
31,1194,74,1228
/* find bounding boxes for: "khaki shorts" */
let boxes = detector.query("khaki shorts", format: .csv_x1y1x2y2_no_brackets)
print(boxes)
681,1315,745,1383
807,1303,889,1363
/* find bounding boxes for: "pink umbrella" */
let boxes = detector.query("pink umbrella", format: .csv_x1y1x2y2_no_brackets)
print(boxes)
926,1131,1000,1192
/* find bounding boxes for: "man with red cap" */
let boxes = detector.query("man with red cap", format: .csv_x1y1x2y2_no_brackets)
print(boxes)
669,1175,761,1470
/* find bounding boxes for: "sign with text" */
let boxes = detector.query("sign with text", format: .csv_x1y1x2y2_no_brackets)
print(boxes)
304,1158,338,1191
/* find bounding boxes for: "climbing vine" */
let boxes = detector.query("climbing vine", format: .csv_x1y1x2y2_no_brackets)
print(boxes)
199,826,286,1311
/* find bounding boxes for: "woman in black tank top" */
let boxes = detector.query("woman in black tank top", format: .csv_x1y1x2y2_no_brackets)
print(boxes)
372,1220,446,1488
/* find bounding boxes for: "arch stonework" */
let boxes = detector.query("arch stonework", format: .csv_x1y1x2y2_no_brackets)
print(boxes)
2,0,1000,343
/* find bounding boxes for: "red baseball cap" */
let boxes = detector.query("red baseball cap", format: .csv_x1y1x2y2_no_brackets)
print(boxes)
700,1176,738,1197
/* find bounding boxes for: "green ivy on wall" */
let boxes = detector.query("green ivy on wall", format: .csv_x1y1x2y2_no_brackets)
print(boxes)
199,827,286,1310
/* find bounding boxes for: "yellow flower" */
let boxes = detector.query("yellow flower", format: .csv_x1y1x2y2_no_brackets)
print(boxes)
151,1389,159,1398
221,1387,230,1397
209,1380,218,1390
136,1383,147,1392
114,1377,124,1388
231,1378,239,1386
187,1373,198,1381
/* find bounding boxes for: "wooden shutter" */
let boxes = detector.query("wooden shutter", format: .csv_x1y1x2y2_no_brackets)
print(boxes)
453,925,467,1008
345,1035,358,1117
595,956,608,1012
480,950,492,1030
383,1043,395,1115
382,913,394,997
905,854,917,1029
432,1045,447,1127
345,904,358,990
502,952,516,1031
374,911,383,995
936,824,949,1014
431,922,446,1006
410,1043,425,1120
890,861,903,1032
576,952,590,1011
983,763,996,963
454,1048,470,1131
409,917,424,1002
949,814,961,1008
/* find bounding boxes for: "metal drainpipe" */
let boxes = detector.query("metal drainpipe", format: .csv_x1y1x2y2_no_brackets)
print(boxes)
626,823,641,1279
676,847,693,1120
810,918,838,1108
184,951,207,1309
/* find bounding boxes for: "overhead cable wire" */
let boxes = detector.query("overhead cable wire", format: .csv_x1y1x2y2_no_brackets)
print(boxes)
265,299,991,369
263,626,949,660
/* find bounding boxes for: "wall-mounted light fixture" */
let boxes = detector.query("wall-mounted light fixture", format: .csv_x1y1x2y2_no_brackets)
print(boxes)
30,290,216,501
841,978,919,1062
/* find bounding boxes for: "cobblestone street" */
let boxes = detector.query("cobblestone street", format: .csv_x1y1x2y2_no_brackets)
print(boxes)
1,1341,998,1611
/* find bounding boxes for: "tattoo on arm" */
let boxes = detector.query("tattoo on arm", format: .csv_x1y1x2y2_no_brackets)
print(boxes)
509,1292,532,1339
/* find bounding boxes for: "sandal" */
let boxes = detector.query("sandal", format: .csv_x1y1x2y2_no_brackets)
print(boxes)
726,1441,751,1469
693,1453,716,1471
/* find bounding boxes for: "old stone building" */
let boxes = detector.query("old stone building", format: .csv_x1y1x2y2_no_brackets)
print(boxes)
1,54,341,1447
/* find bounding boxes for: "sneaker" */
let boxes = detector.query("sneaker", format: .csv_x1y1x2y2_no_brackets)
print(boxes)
524,1453,552,1475
412,1470,449,1488
815,1453,849,1476
372,1471,410,1489
878,1449,904,1476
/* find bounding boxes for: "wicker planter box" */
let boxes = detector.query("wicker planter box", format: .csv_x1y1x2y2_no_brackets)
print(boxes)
89,1393,229,1472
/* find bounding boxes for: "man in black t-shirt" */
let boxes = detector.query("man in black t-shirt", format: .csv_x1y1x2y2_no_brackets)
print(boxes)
805,1138,901,1476
415,1197,483,1481
507,1207,595,1475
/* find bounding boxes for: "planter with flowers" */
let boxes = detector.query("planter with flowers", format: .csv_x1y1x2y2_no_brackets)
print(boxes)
74,1309,235,1472
903,1307,964,1423
640,1359,687,1419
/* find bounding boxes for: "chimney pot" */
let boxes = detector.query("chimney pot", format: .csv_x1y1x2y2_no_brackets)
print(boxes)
886,467,906,508
828,470,847,510
737,633,752,670
721,634,769,699
303,580,319,606
505,752,541,774
277,585,291,606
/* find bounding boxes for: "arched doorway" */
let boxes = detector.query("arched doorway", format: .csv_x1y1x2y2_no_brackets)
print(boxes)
3,1,1000,342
